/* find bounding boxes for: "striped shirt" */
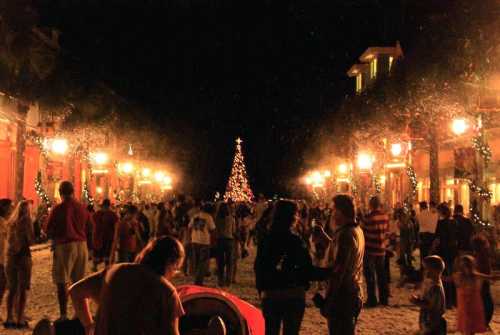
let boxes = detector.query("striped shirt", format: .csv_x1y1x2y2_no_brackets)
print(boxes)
362,210,389,256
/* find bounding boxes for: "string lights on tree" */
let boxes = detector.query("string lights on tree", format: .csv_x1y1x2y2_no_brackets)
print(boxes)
471,136,492,165
467,179,492,202
406,166,418,197
34,171,51,207
224,137,254,202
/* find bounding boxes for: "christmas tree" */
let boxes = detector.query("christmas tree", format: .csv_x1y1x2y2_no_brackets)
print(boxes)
224,137,254,202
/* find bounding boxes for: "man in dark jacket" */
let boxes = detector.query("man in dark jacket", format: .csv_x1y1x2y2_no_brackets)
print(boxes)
453,204,474,254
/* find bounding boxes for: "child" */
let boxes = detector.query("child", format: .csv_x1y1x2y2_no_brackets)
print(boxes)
471,235,494,329
410,255,446,335
453,255,499,335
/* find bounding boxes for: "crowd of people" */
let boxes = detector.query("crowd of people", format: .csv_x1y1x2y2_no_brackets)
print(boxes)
0,179,496,335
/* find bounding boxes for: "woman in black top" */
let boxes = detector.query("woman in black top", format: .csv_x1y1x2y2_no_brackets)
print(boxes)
434,203,458,308
255,200,328,335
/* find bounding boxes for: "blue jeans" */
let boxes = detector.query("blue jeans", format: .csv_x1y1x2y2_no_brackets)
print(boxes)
363,254,389,305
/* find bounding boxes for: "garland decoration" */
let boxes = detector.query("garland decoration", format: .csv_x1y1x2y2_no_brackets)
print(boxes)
82,182,94,206
35,171,51,207
467,179,492,201
471,136,492,165
26,132,48,159
373,175,382,194
470,210,492,228
406,166,418,197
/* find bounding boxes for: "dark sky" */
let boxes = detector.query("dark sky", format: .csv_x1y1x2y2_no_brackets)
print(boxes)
36,0,420,198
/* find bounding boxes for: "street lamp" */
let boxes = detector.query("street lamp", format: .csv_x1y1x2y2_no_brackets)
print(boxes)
451,118,468,136
390,143,403,157
337,163,349,175
92,152,109,165
50,139,68,155
357,153,374,170
142,168,151,178
120,162,134,174
154,171,166,183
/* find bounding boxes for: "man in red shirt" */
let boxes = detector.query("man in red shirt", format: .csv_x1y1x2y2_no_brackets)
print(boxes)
46,181,91,321
361,196,390,307
92,199,119,271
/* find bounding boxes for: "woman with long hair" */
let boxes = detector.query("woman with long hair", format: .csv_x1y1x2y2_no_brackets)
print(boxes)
255,199,329,335
70,236,185,335
4,200,34,329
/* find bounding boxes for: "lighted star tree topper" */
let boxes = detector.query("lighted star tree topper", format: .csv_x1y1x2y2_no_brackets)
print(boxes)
224,137,254,202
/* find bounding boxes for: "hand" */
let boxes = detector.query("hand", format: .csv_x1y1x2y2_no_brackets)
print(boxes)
409,294,420,304
84,323,95,335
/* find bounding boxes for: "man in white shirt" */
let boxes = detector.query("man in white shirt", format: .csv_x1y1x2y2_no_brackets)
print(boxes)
188,204,216,285
416,201,439,272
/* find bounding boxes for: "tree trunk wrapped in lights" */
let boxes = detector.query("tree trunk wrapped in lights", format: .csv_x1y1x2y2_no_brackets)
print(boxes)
224,138,254,202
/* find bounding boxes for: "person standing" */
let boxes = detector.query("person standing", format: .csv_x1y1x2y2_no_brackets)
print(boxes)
214,202,236,287
321,194,365,335
188,204,215,286
92,199,119,271
410,255,446,335
255,200,330,335
362,196,389,307
434,203,458,309
111,205,142,263
417,201,439,272
46,181,91,321
5,201,34,329
0,199,12,321
453,204,474,255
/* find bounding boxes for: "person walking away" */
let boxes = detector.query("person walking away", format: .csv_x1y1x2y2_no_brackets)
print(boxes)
215,202,236,287
0,199,11,321
70,236,185,335
46,181,91,321
188,204,215,285
137,204,151,242
111,205,142,263
410,255,446,335
452,255,500,335
453,205,474,255
255,199,330,335
362,196,389,307
157,202,175,238
471,235,495,330
175,195,191,275
92,199,118,271
321,195,364,335
417,202,439,274
396,207,418,285
4,201,34,329
434,203,458,309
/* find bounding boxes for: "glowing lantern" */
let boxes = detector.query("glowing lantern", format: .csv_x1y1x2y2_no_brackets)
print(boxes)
121,162,134,174
51,139,68,155
142,168,151,178
452,118,468,135
357,153,374,170
338,163,349,175
390,143,402,157
154,171,166,183
92,152,108,165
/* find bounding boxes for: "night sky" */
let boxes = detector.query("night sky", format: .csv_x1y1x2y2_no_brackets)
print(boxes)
36,0,427,198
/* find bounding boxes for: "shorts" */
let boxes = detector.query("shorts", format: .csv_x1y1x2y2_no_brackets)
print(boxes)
6,254,32,290
52,241,88,285
93,240,113,262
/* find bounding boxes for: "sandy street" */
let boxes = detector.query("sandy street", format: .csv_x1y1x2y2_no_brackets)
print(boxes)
2,245,499,334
